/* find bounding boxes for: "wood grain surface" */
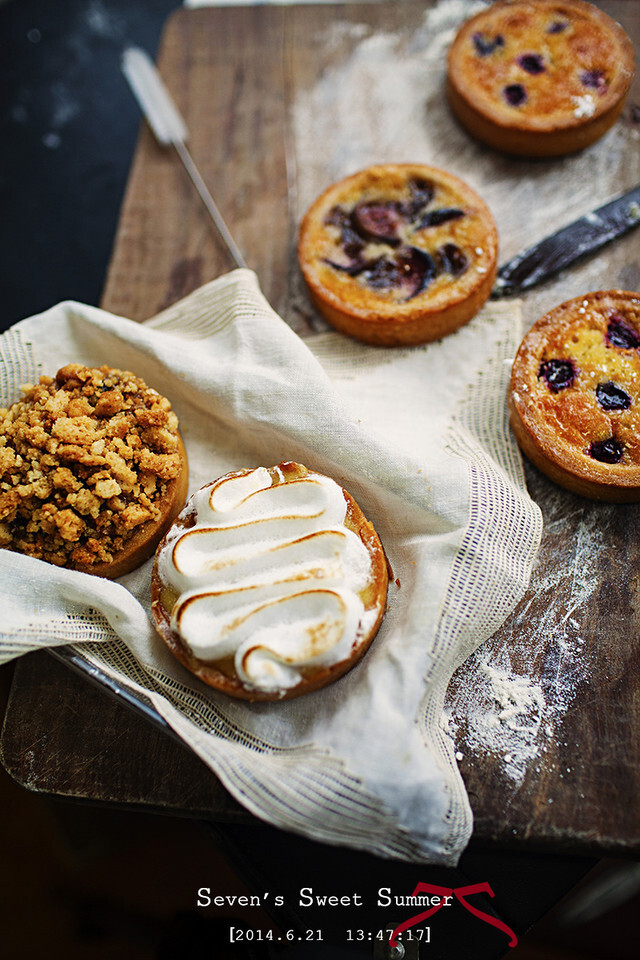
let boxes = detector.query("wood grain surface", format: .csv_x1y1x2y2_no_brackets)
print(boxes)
4,0,640,856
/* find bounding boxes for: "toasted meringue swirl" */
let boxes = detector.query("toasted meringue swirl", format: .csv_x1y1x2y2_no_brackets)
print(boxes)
156,466,376,693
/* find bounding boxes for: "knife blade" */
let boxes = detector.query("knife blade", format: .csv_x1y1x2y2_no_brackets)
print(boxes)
491,184,640,299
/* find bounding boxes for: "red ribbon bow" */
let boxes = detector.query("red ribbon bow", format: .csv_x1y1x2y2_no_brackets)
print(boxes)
388,881,518,949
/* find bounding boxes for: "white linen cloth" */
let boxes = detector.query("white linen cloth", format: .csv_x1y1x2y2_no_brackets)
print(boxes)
0,268,541,864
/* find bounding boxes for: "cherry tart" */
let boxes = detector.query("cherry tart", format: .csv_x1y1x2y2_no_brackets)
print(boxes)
297,163,498,346
509,291,640,501
447,0,634,157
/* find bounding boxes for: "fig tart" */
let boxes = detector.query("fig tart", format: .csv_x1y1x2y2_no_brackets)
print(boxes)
447,0,634,157
0,363,189,577
151,461,389,701
509,290,640,501
298,163,498,346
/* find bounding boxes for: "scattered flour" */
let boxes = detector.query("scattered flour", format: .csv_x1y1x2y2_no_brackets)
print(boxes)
445,504,603,785
446,647,579,786
291,0,487,215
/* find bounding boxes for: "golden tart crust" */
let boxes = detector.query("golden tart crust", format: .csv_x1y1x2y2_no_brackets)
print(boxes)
151,461,389,702
0,364,189,577
447,0,634,157
298,163,498,346
509,290,640,501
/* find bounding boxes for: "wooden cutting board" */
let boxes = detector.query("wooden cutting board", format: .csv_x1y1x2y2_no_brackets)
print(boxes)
6,1,640,856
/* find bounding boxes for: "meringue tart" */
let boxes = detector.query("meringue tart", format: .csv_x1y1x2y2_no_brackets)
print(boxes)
151,461,388,701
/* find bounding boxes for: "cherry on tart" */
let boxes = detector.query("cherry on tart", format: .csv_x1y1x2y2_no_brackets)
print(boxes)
297,164,498,346
509,291,640,501
447,0,634,157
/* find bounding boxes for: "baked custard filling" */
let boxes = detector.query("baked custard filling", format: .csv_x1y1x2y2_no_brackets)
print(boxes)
315,174,492,305
525,306,640,464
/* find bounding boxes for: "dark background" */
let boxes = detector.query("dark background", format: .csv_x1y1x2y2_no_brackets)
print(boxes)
0,0,180,331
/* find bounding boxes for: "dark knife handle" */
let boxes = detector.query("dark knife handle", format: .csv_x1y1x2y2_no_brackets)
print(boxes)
491,185,640,299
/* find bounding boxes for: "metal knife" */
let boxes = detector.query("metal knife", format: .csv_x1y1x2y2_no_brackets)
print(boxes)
121,46,247,269
491,184,640,298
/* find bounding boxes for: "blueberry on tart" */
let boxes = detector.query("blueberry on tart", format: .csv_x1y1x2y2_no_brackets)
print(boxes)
509,291,640,501
298,163,498,346
447,0,634,157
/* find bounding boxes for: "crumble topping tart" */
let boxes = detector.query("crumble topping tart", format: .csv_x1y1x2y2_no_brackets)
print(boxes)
0,363,188,575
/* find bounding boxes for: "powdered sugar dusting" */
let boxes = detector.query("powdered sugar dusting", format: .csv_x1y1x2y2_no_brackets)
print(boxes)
572,93,596,118
446,504,601,785
447,631,590,785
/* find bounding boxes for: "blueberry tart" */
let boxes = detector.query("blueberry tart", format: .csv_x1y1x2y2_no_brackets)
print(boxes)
509,291,640,500
151,462,389,701
297,164,498,346
447,0,634,157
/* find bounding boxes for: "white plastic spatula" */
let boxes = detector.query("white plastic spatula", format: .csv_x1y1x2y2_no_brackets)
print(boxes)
121,46,248,270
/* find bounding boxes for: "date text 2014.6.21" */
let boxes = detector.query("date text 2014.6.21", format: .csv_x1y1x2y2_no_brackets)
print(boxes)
228,929,323,944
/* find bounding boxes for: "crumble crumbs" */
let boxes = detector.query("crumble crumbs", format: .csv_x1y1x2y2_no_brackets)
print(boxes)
0,363,182,570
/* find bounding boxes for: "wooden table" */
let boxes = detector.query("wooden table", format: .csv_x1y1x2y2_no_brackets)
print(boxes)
3,0,640,859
